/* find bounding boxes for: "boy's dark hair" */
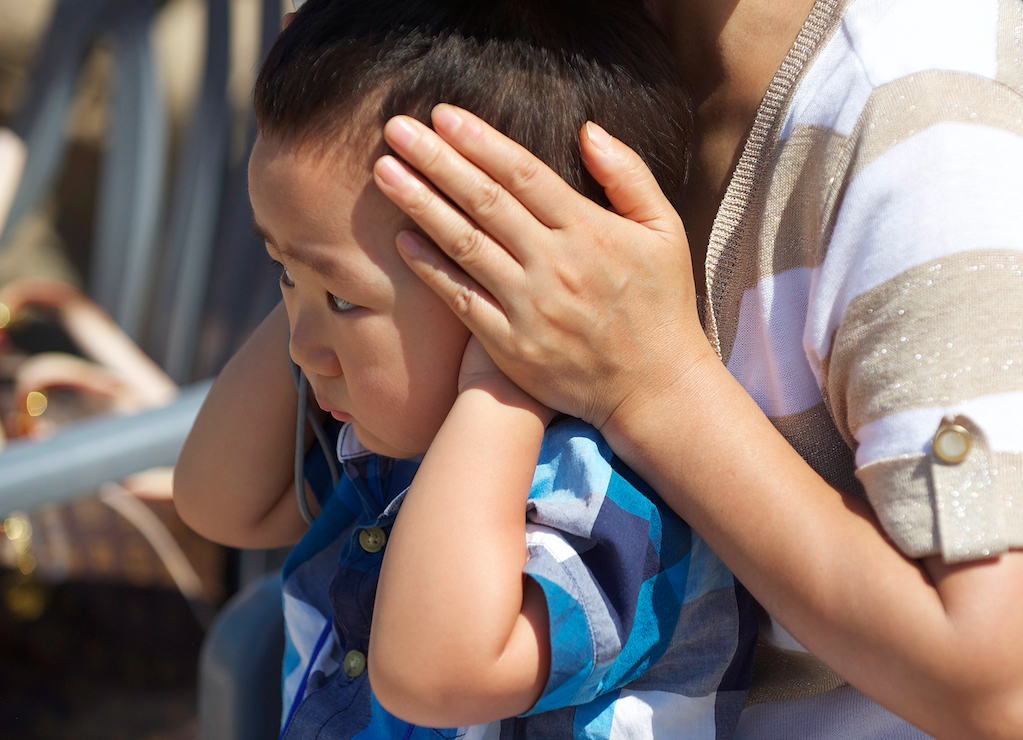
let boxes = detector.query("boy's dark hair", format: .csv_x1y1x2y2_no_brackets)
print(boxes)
254,0,691,210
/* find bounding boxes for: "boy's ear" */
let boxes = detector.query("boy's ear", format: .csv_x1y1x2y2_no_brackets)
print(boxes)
282,12,295,30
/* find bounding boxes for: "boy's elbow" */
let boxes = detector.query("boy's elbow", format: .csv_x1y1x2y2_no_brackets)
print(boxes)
369,650,510,727
963,683,1023,740
369,652,464,726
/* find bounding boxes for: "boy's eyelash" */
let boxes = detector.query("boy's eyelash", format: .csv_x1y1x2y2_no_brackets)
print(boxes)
268,258,294,287
267,256,355,312
329,294,357,313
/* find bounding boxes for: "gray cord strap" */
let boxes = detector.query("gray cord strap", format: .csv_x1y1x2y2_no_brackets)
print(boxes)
290,360,339,525
294,370,315,525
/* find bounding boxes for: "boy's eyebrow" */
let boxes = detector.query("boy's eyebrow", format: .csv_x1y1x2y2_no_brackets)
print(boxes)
253,220,359,282
252,221,274,246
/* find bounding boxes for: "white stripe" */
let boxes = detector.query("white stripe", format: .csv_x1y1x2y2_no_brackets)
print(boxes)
781,0,1000,140
525,524,578,564
780,14,874,139
843,0,998,86
808,123,1023,364
728,267,824,418
282,594,331,708
855,390,1023,466
609,690,718,740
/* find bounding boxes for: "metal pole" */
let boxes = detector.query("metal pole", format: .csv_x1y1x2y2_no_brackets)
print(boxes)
0,380,211,517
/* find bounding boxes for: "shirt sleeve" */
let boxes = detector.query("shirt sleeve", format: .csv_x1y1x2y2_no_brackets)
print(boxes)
520,420,751,714
813,78,1023,562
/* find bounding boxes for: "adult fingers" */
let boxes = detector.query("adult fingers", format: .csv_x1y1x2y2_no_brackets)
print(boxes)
388,106,586,232
393,229,515,352
382,116,545,264
580,122,680,232
374,154,525,306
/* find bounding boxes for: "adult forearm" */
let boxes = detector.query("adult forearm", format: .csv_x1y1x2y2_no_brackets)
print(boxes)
174,302,308,548
370,382,550,726
603,353,1023,740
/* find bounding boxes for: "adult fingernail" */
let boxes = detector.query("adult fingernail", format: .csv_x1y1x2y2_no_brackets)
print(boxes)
386,117,418,149
396,230,423,258
585,122,612,151
432,105,462,135
376,156,409,187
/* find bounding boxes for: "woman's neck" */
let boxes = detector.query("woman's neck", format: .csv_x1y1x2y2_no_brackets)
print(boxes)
649,0,818,287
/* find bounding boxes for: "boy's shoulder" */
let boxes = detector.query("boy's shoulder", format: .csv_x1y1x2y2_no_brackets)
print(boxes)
521,417,755,724
528,416,684,542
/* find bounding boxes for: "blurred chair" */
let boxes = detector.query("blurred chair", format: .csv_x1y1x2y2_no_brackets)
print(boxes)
0,0,282,381
198,571,283,740
0,0,291,734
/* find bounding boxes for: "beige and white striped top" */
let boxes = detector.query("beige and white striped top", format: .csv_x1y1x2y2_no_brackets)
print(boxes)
707,0,1023,733
708,0,1023,563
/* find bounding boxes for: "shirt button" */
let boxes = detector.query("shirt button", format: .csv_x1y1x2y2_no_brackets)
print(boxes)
343,649,366,678
933,424,972,464
359,527,387,553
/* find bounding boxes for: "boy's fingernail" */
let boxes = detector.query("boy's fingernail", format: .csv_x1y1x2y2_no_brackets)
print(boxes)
585,121,612,151
376,156,409,187
396,230,423,258
386,117,419,149
432,105,462,135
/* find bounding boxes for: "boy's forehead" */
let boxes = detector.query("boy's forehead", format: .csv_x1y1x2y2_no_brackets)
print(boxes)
250,133,417,264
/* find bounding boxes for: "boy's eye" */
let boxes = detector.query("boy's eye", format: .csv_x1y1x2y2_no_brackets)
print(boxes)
270,259,294,287
329,293,357,313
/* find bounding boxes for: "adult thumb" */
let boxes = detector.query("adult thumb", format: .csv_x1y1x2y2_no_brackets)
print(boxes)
580,122,676,229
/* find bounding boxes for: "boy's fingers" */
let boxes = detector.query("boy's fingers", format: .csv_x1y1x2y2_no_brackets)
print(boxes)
580,122,677,231
374,155,524,303
394,230,513,346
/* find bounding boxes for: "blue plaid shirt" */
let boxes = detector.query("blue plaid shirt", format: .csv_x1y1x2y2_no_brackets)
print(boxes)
281,418,756,740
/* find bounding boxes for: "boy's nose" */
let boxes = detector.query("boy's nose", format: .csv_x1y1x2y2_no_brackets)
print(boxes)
288,311,342,378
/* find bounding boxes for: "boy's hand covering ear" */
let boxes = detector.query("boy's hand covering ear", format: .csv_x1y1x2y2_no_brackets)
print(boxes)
374,105,715,435
457,335,554,427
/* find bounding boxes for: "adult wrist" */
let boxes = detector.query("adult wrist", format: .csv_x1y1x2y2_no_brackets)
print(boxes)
598,344,724,471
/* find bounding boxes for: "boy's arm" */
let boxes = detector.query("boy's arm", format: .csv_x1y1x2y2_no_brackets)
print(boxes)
175,302,314,548
369,341,553,727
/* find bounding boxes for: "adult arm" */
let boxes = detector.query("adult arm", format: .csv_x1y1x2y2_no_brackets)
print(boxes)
369,339,552,727
371,107,1023,739
175,302,315,548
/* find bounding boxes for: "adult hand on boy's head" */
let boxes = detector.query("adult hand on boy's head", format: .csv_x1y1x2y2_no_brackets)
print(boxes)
374,106,717,436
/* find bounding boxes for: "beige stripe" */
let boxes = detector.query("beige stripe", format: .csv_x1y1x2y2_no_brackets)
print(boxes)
849,70,1023,182
857,449,1023,560
930,415,1008,562
746,636,846,705
731,71,1023,301
705,0,847,366
825,250,1023,436
770,402,864,498
998,0,1023,91
734,126,850,294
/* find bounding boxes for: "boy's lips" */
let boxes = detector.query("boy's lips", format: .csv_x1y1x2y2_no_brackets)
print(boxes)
317,401,352,422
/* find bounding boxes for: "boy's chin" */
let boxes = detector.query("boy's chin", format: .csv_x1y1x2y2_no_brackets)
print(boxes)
350,422,428,460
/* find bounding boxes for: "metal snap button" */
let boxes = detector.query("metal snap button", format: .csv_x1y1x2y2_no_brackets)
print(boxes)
359,527,386,553
933,424,972,464
343,649,366,678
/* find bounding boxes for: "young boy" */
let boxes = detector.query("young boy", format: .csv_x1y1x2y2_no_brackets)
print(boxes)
175,0,757,737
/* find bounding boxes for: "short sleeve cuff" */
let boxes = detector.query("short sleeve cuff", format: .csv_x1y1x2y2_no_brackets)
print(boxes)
857,413,1023,562
519,525,618,715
